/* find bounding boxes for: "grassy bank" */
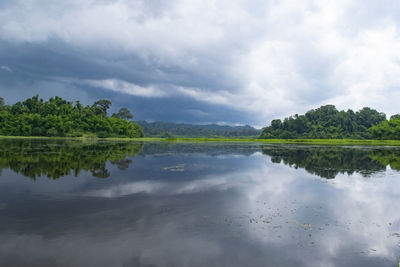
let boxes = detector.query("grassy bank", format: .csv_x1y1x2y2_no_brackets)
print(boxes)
1,135,400,146
135,137,400,146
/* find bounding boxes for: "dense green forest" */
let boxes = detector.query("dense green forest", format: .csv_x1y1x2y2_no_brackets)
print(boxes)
2,96,399,140
0,95,144,138
260,105,400,139
370,115,400,139
137,121,261,138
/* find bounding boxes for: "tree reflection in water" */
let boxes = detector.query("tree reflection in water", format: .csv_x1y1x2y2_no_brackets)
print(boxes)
261,145,400,179
1,139,400,181
0,139,143,180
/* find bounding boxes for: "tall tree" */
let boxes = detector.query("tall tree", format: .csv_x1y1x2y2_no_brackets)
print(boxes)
113,107,133,120
92,99,112,116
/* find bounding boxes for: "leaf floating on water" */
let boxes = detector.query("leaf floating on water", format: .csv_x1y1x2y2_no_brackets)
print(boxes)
392,233,400,238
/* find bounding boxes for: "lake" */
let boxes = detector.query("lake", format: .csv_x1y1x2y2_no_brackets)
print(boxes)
0,139,399,267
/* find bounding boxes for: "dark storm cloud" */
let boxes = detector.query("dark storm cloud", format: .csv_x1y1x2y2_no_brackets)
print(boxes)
0,40,233,88
1,0,400,125
0,37,248,123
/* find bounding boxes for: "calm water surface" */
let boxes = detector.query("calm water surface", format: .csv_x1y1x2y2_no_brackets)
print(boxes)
0,139,400,267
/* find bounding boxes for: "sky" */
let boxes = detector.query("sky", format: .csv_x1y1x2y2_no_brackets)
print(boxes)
1,0,400,127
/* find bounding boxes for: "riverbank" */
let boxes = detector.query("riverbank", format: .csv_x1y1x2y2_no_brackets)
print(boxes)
140,137,400,146
1,136,400,146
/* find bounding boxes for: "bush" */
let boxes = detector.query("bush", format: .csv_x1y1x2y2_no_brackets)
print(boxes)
97,131,110,138
66,131,84,137
47,128,58,137
32,127,44,136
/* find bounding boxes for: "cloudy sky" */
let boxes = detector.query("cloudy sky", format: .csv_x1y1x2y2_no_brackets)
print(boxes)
1,0,400,127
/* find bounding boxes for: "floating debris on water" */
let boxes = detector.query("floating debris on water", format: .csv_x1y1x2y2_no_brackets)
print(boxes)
162,164,185,172
392,233,400,238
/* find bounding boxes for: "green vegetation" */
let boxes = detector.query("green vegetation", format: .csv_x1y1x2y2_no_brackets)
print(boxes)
132,137,400,146
137,121,261,138
1,96,399,142
260,105,387,139
370,115,400,140
0,95,144,138
262,145,400,179
0,139,143,179
3,138,400,181
2,136,400,146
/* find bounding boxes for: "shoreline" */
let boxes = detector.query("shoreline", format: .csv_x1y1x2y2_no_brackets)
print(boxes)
1,136,400,146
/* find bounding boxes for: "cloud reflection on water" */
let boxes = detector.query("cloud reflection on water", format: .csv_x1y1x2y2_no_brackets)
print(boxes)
0,142,399,266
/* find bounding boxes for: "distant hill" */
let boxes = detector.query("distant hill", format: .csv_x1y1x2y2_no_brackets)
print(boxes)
137,121,261,138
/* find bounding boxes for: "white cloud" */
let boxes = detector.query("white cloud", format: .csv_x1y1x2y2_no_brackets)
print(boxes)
83,79,166,97
0,65,12,72
1,0,400,123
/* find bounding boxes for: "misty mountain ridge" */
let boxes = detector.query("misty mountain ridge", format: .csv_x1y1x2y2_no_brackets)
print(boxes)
137,121,261,138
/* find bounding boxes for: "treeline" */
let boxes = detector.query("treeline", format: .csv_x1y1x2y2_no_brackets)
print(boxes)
137,121,261,138
0,95,144,138
370,115,400,140
260,105,400,139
